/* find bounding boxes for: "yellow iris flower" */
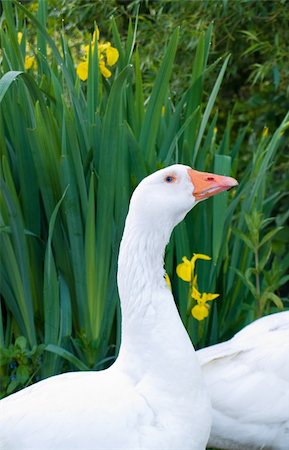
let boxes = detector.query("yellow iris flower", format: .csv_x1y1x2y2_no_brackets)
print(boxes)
17,32,23,44
17,32,36,71
24,55,36,70
176,253,219,321
176,254,211,282
191,286,220,320
76,27,119,81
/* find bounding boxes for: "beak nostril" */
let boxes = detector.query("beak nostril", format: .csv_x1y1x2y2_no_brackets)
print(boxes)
206,177,215,181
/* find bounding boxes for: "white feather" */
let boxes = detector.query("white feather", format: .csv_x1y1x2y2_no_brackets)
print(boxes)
197,311,289,450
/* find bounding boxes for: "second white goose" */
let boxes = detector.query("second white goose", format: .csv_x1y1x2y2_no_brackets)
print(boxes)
197,311,289,450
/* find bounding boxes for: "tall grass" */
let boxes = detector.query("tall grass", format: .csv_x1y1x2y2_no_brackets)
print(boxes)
0,1,288,397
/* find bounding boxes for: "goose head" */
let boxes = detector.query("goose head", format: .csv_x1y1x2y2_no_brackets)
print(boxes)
128,164,238,232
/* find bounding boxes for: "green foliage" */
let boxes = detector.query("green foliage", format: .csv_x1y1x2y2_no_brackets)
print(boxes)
36,1,289,128
234,210,287,318
0,336,45,398
0,1,288,400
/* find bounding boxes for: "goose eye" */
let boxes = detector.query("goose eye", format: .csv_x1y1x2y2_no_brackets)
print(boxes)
165,175,176,183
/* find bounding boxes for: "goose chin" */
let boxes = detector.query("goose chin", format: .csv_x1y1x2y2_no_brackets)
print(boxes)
195,185,232,200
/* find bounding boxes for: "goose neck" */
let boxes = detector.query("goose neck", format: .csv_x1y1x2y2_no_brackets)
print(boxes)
117,217,172,309
116,214,205,392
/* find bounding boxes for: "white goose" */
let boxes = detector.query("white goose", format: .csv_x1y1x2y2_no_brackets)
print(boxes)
197,311,289,450
0,164,237,450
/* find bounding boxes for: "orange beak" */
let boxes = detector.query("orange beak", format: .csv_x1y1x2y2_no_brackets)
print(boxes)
188,168,238,201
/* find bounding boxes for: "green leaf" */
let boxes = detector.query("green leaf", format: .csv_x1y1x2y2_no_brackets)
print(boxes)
45,344,89,371
139,28,179,167
193,55,230,164
16,365,30,383
0,71,23,104
260,292,284,309
212,155,231,262
15,336,27,351
134,48,145,136
87,38,99,127
0,301,4,348
44,187,69,345
59,275,72,340
234,268,257,296
233,228,255,251
260,227,283,247
259,244,272,271
7,379,20,395
85,174,97,335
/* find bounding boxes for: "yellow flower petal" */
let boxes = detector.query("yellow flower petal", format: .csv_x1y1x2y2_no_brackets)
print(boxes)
99,60,111,78
105,46,119,66
176,256,191,282
18,32,23,44
98,48,103,60
76,61,88,81
203,292,220,301
191,304,209,321
191,253,211,264
191,253,211,273
99,42,111,52
191,286,202,301
81,27,117,79
165,273,172,291
85,42,96,58
25,55,35,70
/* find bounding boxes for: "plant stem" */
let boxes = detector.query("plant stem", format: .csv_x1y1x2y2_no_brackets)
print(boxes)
254,249,262,318
185,281,193,329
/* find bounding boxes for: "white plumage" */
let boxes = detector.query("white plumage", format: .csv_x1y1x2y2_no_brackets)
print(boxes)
197,311,289,450
0,164,237,450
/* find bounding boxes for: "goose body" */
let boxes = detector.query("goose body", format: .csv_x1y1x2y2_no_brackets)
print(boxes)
0,164,237,450
197,311,289,450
